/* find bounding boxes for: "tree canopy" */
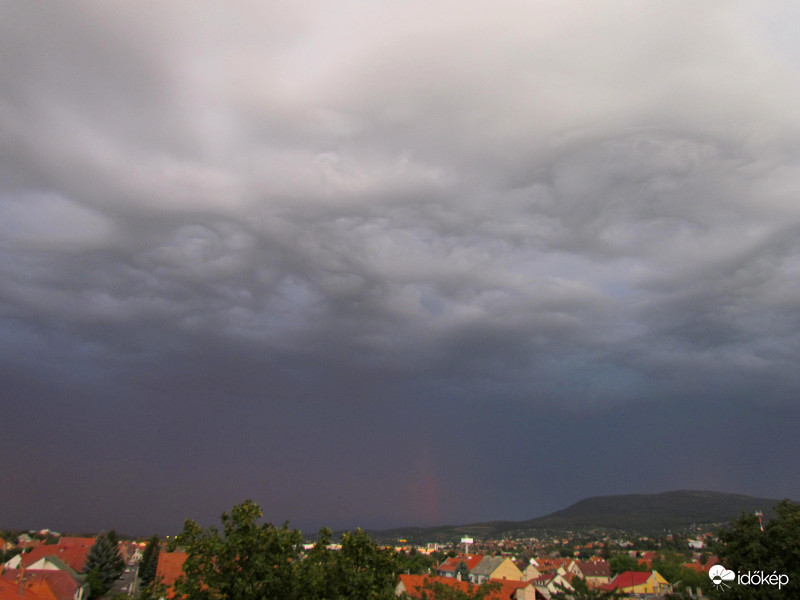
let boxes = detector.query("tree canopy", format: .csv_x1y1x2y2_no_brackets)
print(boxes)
139,534,161,588
710,499,800,600
83,531,125,599
174,500,302,600
608,553,647,576
173,499,404,600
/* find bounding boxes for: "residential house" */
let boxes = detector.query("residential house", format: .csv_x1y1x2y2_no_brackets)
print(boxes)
155,551,187,600
436,555,484,580
531,558,571,575
118,541,144,566
532,572,573,600
469,556,523,584
637,551,657,569
1,569,87,600
684,556,718,575
521,561,541,582
5,543,91,576
129,543,144,564
572,560,611,589
1,540,90,600
599,570,671,596
487,580,539,600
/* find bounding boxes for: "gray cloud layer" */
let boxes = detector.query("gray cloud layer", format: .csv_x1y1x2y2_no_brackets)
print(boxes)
2,1,800,532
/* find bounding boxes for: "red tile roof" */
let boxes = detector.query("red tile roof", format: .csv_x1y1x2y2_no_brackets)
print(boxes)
398,575,537,600
533,557,570,573
683,556,718,574
1,571,81,600
683,562,705,574
488,578,537,599
398,575,472,598
16,545,90,574
637,551,657,569
19,581,56,600
437,555,485,573
156,551,188,594
0,578,45,600
600,570,652,590
533,572,557,584
576,559,610,577
54,538,94,548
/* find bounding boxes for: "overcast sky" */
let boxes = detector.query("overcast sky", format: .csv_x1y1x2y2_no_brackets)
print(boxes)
2,1,800,537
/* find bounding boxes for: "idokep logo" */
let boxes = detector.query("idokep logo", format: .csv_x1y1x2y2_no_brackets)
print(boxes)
709,564,790,591
709,565,735,590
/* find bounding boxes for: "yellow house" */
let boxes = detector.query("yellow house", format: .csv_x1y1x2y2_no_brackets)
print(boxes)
469,556,524,583
521,562,541,581
601,570,671,596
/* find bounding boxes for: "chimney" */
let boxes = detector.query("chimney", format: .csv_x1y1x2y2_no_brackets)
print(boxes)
17,564,27,598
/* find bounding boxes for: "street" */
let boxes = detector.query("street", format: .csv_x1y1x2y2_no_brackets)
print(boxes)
107,563,139,598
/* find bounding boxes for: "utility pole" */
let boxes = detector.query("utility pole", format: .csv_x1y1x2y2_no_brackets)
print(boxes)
129,563,139,597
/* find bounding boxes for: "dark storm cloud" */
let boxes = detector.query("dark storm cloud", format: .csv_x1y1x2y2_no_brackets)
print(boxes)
2,1,800,532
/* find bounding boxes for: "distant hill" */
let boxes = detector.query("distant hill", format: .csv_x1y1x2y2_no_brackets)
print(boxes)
371,490,785,543
515,490,780,533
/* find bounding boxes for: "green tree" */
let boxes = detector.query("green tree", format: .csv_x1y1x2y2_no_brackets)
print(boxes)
106,530,126,574
608,553,646,576
711,499,800,599
396,547,435,575
174,499,303,600
651,549,707,596
652,549,685,584
175,500,405,600
85,568,105,600
139,576,168,600
663,568,708,599
296,525,402,599
296,527,337,599
139,535,160,587
84,532,125,599
313,527,400,600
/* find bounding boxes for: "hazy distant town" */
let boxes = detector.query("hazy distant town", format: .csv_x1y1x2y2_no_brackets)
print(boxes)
2,495,797,600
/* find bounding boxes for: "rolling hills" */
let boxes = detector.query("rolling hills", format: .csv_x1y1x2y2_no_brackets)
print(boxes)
371,490,785,542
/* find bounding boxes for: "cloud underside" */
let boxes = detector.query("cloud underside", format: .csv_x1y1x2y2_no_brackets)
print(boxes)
2,0,800,412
